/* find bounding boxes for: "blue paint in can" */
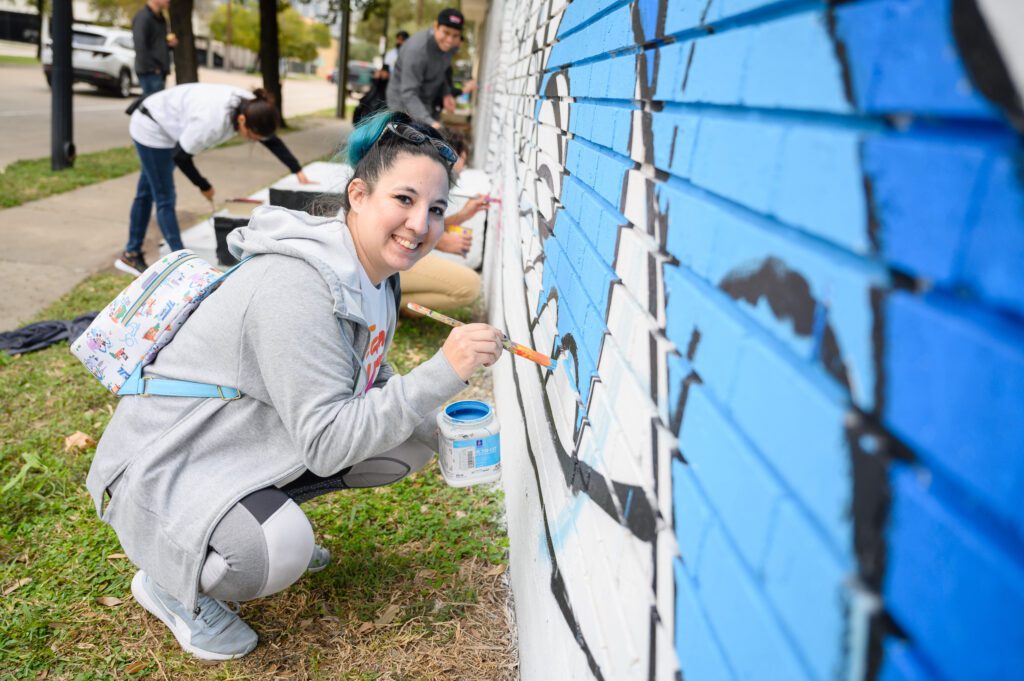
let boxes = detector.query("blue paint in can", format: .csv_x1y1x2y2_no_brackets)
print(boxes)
437,400,502,487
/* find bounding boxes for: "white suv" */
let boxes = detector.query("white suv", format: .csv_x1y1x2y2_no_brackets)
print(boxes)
42,24,137,98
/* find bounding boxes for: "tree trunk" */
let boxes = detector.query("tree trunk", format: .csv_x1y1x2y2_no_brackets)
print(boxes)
259,0,284,126
36,0,45,60
335,0,349,119
169,0,198,83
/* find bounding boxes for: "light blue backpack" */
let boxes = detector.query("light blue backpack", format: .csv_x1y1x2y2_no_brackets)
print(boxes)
71,250,249,399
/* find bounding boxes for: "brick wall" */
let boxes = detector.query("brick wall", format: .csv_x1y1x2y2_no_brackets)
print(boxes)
473,0,1024,678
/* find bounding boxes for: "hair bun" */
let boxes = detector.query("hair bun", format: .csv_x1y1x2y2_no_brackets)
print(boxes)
251,88,276,106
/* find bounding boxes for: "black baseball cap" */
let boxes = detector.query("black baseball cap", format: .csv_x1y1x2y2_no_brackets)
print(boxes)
436,8,465,31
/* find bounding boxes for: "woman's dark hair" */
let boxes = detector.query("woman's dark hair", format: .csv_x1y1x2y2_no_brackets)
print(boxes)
441,127,469,159
334,110,455,214
232,88,280,138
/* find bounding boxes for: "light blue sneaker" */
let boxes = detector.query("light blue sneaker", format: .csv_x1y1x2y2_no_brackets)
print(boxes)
131,570,258,660
307,544,331,573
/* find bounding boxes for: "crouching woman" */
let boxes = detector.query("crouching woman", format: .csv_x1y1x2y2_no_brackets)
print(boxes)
85,110,504,660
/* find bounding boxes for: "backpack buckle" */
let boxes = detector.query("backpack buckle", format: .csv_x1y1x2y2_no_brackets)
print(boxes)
217,385,242,401
140,376,152,397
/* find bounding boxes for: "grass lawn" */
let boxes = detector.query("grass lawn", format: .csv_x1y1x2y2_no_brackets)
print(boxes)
0,146,140,209
0,273,514,679
0,55,39,65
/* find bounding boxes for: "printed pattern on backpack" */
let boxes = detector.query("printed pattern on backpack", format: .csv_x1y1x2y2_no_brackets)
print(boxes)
71,250,226,394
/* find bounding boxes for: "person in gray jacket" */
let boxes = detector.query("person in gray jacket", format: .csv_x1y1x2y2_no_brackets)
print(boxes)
386,8,464,127
86,110,504,660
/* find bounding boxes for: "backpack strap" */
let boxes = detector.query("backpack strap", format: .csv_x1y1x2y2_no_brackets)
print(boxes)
117,256,252,400
118,363,242,400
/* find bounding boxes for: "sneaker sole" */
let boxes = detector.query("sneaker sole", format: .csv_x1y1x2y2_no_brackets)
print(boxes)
131,572,256,661
113,259,143,277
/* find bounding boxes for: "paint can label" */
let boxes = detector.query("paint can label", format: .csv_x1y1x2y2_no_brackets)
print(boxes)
440,433,501,485
452,434,501,469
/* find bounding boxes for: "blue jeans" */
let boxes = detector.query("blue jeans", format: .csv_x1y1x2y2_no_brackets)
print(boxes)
126,142,183,253
139,73,165,97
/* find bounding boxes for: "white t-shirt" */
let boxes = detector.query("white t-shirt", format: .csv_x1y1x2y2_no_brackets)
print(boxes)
383,46,400,70
129,83,255,154
356,267,393,396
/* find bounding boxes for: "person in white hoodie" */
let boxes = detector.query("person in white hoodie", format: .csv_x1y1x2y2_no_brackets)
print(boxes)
117,83,314,276
87,110,504,660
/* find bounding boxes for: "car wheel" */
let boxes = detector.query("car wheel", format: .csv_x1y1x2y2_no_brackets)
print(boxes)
117,69,132,98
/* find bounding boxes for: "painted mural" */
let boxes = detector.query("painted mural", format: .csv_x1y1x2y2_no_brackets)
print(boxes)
472,0,1024,679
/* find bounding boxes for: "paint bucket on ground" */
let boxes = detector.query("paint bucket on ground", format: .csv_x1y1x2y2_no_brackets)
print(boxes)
437,400,501,487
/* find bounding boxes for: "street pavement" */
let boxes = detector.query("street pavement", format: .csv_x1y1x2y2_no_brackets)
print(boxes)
0,116,351,330
0,60,345,169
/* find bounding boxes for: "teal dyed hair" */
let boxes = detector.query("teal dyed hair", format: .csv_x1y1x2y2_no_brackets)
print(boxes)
329,109,455,214
344,110,396,166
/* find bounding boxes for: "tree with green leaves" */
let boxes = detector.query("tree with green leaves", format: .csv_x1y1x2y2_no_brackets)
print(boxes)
207,2,329,62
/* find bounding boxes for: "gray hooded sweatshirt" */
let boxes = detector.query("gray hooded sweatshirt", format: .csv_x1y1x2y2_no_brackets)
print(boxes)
86,205,467,613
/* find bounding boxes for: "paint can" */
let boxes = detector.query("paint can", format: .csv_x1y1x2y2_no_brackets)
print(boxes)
437,400,501,487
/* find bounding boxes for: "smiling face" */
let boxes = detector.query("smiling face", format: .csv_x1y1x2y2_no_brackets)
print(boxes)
433,24,462,53
346,153,450,284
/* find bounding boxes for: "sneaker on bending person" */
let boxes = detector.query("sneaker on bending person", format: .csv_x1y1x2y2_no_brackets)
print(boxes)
131,570,258,660
307,544,331,573
114,251,148,276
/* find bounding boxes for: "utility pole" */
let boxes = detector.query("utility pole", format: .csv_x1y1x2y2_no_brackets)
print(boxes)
335,0,349,119
50,0,74,170
225,0,232,70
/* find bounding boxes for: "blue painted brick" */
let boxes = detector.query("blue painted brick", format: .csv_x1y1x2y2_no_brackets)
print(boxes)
663,180,885,411
865,134,988,287
877,639,945,681
697,524,814,681
689,116,785,214
959,148,1024,315
835,0,1000,118
770,125,869,254
650,109,700,179
663,0,711,35
761,498,848,681
605,54,637,100
742,10,851,113
675,30,749,104
678,383,784,569
672,458,713,578
729,337,852,554
885,463,1024,681
663,264,745,405
674,558,737,681
557,0,628,39
884,292,1024,536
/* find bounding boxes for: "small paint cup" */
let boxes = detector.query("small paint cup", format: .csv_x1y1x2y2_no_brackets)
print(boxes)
437,400,501,487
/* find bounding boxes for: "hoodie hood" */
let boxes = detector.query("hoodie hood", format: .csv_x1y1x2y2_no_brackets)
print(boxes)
227,205,368,322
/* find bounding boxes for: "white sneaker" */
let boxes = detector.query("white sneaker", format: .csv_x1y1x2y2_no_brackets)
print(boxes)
131,570,258,660
307,544,331,573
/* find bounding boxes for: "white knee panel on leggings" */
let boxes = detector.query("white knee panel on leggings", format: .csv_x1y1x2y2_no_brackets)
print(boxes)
255,498,315,598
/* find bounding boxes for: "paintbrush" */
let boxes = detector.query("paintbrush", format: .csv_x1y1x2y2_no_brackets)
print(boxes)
407,303,557,370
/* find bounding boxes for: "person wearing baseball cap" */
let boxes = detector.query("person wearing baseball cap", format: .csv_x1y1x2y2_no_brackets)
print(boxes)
386,8,465,128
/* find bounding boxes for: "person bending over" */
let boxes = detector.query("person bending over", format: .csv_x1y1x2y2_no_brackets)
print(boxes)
116,83,313,276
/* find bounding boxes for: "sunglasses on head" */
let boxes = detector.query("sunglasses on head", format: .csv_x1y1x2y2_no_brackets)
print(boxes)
378,121,459,167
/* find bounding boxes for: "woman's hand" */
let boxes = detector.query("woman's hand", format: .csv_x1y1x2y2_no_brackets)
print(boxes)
201,186,215,201
442,323,504,381
296,170,316,185
436,230,472,256
445,194,488,226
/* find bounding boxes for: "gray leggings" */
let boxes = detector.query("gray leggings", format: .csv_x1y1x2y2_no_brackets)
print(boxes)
199,441,432,603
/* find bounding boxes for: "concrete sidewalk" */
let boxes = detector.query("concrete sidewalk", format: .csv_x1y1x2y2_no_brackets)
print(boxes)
0,117,350,330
